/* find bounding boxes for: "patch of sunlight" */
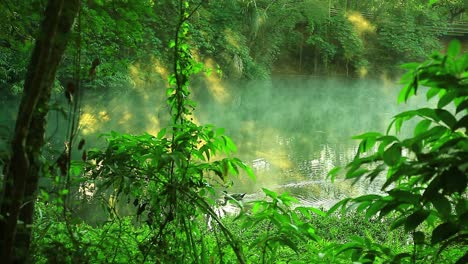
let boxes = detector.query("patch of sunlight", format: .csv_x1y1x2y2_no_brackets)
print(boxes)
224,28,241,49
380,71,397,95
118,111,133,126
80,109,98,135
186,112,201,125
99,111,111,122
335,180,360,197
358,66,368,78
204,57,230,103
252,127,294,170
152,57,169,84
240,120,256,132
145,115,161,136
255,149,293,170
346,11,375,36
191,48,202,62
305,184,326,196
129,63,144,88
254,173,279,190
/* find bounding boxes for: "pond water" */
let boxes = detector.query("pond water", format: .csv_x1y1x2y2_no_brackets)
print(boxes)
0,76,423,209
193,76,418,208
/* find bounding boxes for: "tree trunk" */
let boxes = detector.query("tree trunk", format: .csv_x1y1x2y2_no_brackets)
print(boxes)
0,0,80,263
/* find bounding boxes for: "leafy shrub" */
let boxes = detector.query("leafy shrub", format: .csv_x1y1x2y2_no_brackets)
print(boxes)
329,40,467,263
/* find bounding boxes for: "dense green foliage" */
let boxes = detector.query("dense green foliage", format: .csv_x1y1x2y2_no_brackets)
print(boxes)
0,0,465,97
329,40,467,263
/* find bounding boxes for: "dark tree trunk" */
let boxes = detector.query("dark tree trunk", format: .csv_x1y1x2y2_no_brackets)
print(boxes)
0,0,80,263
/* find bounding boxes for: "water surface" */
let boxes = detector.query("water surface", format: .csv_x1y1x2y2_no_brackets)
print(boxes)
193,76,417,207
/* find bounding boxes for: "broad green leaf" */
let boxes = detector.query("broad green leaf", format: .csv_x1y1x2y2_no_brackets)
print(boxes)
414,119,432,136
166,87,175,95
303,207,325,217
400,62,420,70
157,128,166,139
365,200,386,219
441,166,467,194
379,201,399,218
328,166,342,183
438,91,456,108
327,198,351,215
404,209,430,232
416,108,439,121
390,216,406,230
354,201,369,213
431,222,459,244
221,135,237,153
367,164,385,182
242,164,256,180
430,193,452,219
226,160,239,175
335,242,362,256
346,168,368,179
215,127,225,135
398,82,415,103
426,87,440,100
378,135,399,153
383,143,401,166
296,207,311,218
358,137,377,153
388,190,420,204
454,115,468,131
262,188,277,199
420,125,448,142
353,194,382,202
455,99,468,113
435,109,457,129
352,132,382,140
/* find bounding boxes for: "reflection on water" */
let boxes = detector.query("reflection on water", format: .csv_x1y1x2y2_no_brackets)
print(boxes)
194,76,413,208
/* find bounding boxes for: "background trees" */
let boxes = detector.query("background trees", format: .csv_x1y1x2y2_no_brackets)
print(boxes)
0,0,464,96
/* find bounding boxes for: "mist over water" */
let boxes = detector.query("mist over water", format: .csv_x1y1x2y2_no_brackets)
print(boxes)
193,76,421,208
0,76,424,208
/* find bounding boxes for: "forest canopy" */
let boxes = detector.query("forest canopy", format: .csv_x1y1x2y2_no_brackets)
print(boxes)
0,0,466,96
